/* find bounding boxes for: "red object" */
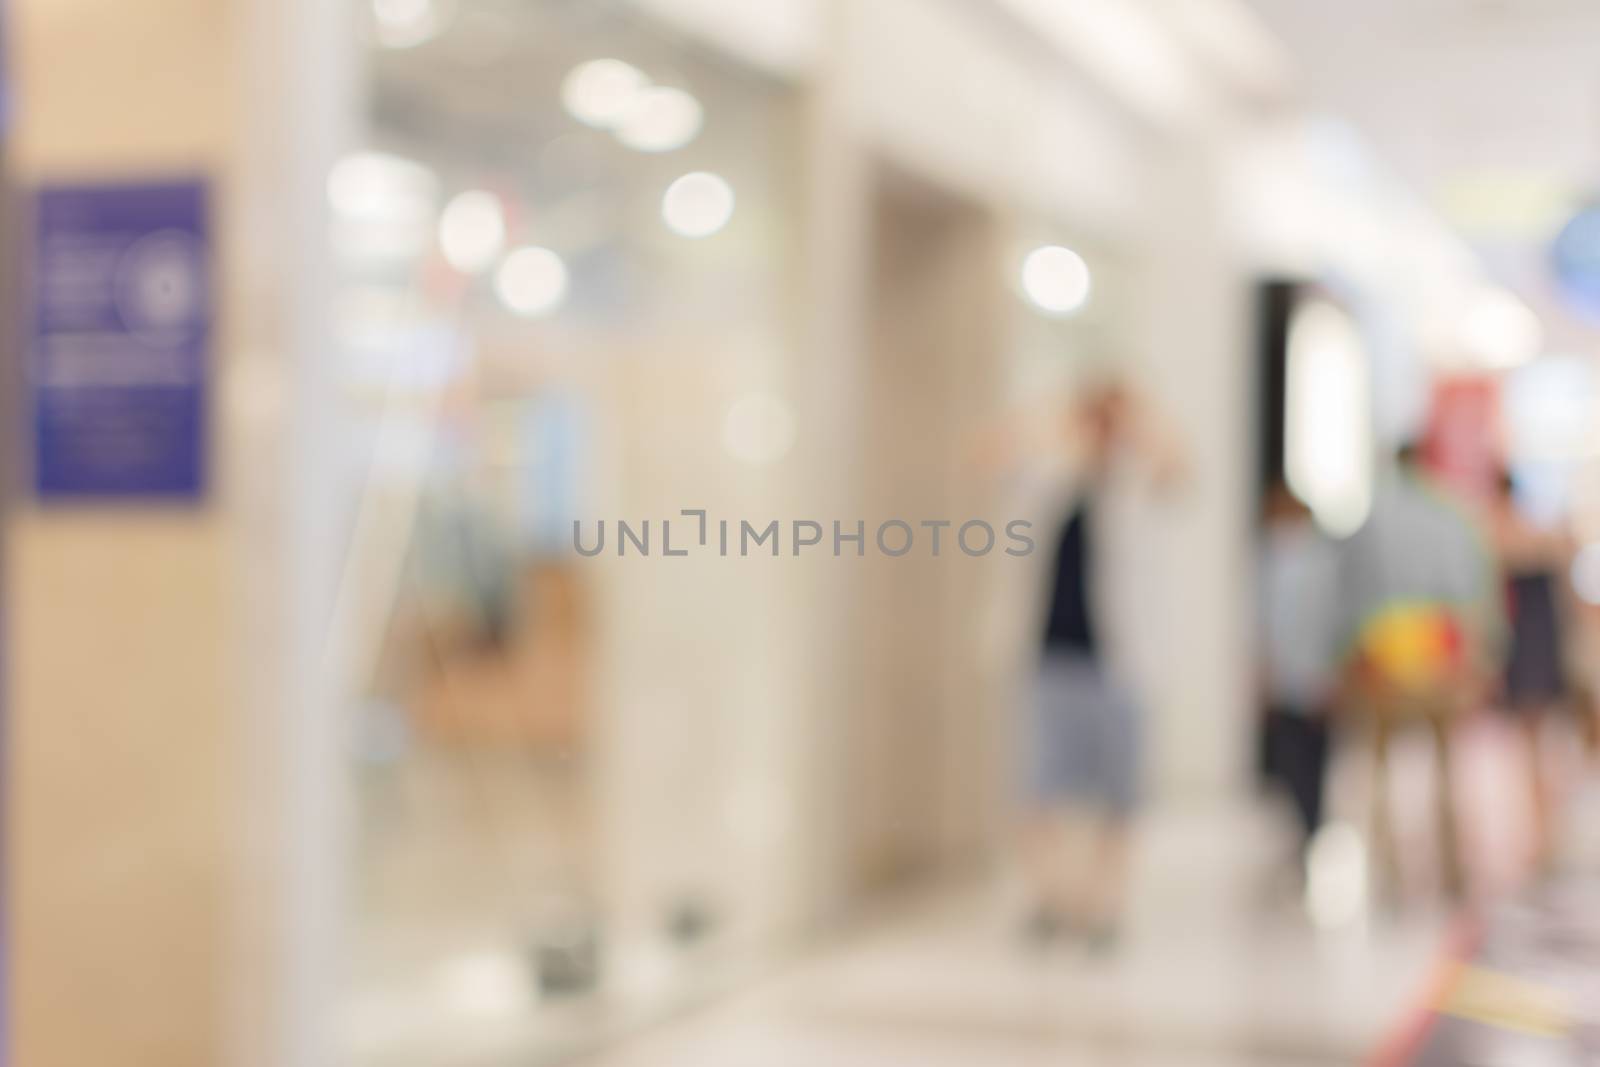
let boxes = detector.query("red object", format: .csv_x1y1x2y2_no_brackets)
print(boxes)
1439,614,1463,665
1421,376,1501,502
1366,913,1485,1067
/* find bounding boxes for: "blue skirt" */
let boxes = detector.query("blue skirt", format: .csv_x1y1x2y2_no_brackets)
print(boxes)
1027,652,1142,816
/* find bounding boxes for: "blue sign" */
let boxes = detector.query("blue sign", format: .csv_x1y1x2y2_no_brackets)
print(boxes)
1552,203,1600,320
31,180,210,499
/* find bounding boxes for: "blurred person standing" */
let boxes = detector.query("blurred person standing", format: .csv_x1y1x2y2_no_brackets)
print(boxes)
1257,480,1342,872
1486,469,1574,867
1338,443,1499,897
996,381,1183,950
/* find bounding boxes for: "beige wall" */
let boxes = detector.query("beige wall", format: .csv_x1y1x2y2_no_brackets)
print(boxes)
7,1,234,1062
796,0,1256,838
5,0,352,1064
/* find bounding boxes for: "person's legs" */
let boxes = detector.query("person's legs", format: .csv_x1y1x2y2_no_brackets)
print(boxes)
1519,707,1552,870
1081,815,1132,950
1079,667,1140,944
1428,709,1465,899
1020,808,1073,932
1370,711,1401,900
1021,656,1081,938
1274,711,1331,854
1019,654,1141,947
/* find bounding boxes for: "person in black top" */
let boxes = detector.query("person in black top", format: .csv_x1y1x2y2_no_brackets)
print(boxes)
1014,381,1183,950
1487,468,1573,868
1042,504,1098,654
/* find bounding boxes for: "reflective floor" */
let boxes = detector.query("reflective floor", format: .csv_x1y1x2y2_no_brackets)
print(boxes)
347,712,1600,1067
571,799,1446,1067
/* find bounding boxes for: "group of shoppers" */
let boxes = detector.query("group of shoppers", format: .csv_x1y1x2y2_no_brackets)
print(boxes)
1008,379,1593,951
1258,445,1584,888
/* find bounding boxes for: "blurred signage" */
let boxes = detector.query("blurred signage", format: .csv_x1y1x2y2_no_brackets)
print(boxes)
1552,203,1600,319
1420,375,1499,501
30,180,210,499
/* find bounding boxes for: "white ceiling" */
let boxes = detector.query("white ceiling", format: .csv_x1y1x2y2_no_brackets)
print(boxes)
1242,0,1600,348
